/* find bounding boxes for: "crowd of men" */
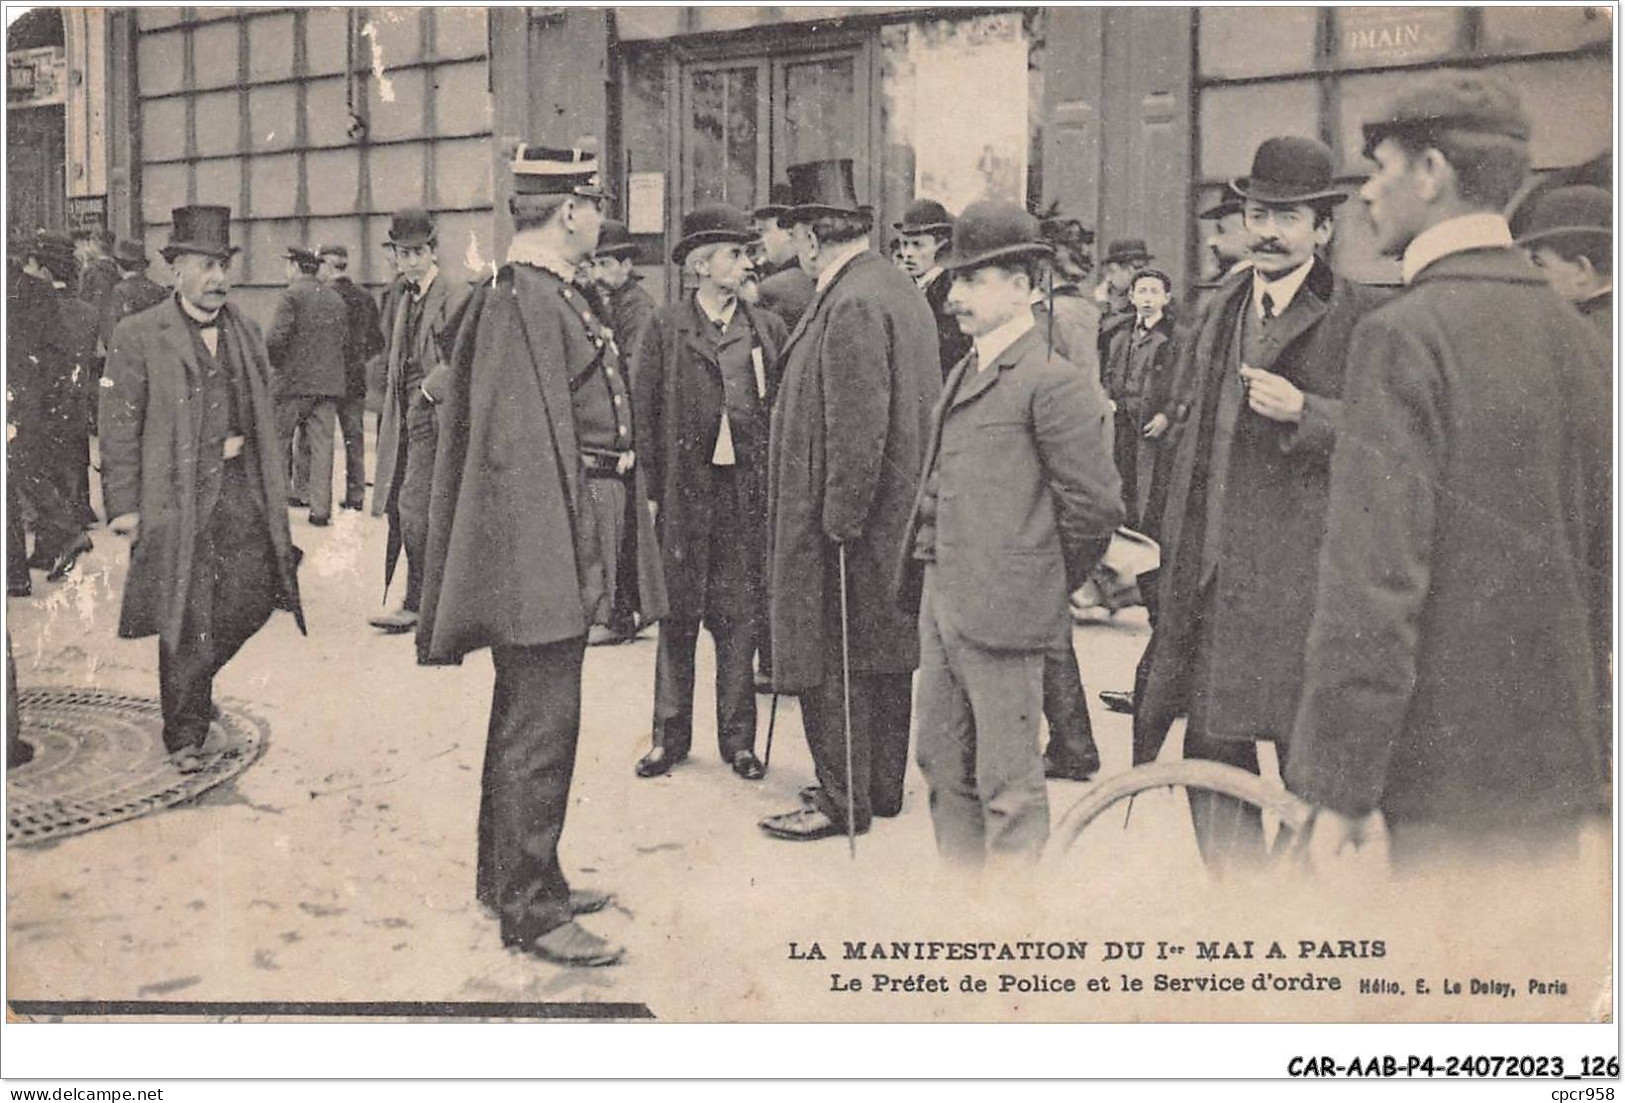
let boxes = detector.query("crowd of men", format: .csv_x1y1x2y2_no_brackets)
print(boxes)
6,69,1612,968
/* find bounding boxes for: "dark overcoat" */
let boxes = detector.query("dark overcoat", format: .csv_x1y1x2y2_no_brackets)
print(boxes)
1104,313,1180,523
265,274,349,396
1032,287,1101,382
1135,260,1389,761
415,265,667,664
766,249,941,691
607,277,658,362
100,272,170,352
329,276,385,398
99,299,306,644
372,274,469,518
1288,248,1610,831
922,269,973,379
631,293,787,622
755,262,816,330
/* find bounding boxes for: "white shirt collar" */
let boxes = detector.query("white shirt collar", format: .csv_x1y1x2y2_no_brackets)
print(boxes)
1137,309,1166,332
177,295,221,325
413,265,438,296
1401,213,1514,285
1252,257,1315,319
695,292,737,330
972,311,1035,372
506,232,579,282
815,240,869,293
916,266,943,290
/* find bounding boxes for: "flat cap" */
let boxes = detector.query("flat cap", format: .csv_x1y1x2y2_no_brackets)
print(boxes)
1361,72,1530,160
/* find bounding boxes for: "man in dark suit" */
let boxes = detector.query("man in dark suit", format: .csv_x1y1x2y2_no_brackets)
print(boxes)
74,228,119,311
1134,136,1389,871
100,238,170,353
267,245,349,526
417,141,666,966
1094,238,1152,367
100,206,305,771
631,204,788,781
1291,75,1610,870
751,187,815,331
758,159,941,842
316,245,383,512
1519,185,1612,344
903,202,1122,864
895,199,973,379
369,210,470,633
1102,268,1179,528
589,219,657,357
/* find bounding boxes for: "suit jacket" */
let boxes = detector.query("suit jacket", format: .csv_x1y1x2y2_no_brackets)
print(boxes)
922,269,973,380
99,299,305,644
767,250,941,690
632,293,788,621
607,278,657,365
1031,287,1101,382
266,274,349,396
900,326,1121,651
1135,260,1389,761
1288,248,1610,832
415,265,666,664
755,261,816,331
100,272,170,352
329,276,385,398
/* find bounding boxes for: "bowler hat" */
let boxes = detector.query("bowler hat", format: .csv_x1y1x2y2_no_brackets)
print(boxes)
1231,136,1347,207
161,205,240,262
786,159,864,221
26,231,78,279
1516,185,1612,249
510,139,607,201
1199,196,1244,221
111,237,149,269
385,208,437,249
594,220,640,261
753,182,796,222
1102,238,1153,266
893,198,954,235
283,245,320,266
317,243,349,261
672,203,756,265
942,201,1052,272
1361,72,1530,161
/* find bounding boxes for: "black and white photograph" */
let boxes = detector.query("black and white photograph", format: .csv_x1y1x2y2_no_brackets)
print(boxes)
0,1,1617,1085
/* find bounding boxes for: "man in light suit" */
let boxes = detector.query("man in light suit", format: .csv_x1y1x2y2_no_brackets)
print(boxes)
901,202,1122,865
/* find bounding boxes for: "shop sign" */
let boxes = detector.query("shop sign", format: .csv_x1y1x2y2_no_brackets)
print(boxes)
8,46,67,108
67,196,106,235
1337,7,1461,66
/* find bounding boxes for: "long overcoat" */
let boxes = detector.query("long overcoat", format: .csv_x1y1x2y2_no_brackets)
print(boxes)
265,274,349,396
99,299,306,645
922,269,973,379
1289,248,1610,831
766,249,941,692
371,274,470,518
631,293,787,622
1135,260,1388,762
415,265,666,665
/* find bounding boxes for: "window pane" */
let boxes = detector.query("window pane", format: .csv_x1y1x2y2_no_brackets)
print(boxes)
1329,189,1402,285
1481,6,1611,56
1199,8,1320,80
369,143,427,212
1336,70,1420,173
142,162,187,226
1333,7,1463,69
141,98,187,162
192,20,239,90
689,65,759,209
434,210,495,283
433,8,486,60
623,45,669,173
307,9,351,77
1489,58,1612,169
194,158,242,211
248,84,297,153
138,8,186,31
249,154,299,218
431,61,492,137
307,148,362,216
1198,80,1319,180
246,12,294,84
306,78,352,148
783,56,855,167
305,217,364,274
364,9,422,68
366,68,426,142
247,218,302,285
433,137,492,209
138,30,185,97
194,90,242,158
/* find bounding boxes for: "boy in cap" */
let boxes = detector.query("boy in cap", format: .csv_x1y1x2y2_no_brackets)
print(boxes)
267,245,350,526
316,244,384,511
1291,74,1610,869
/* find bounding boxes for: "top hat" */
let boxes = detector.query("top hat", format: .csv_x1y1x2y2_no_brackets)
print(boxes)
1199,196,1244,221
942,201,1052,272
893,198,954,235
786,159,864,221
672,203,757,265
753,182,796,223
510,139,607,201
161,205,240,262
317,243,349,261
1102,238,1153,266
385,208,437,249
26,231,78,278
111,237,149,269
1361,71,1530,162
1231,136,1347,207
1516,185,1612,249
593,220,640,260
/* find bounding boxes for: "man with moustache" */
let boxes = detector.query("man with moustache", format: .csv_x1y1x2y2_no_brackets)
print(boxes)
1291,75,1609,868
894,199,972,378
1134,136,1388,868
99,206,305,771
631,204,788,781
752,185,816,330
417,142,665,966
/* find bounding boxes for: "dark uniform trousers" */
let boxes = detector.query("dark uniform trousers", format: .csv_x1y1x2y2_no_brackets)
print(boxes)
477,636,588,943
1042,643,1099,771
651,465,757,759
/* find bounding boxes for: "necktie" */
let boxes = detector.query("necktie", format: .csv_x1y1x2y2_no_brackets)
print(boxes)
1260,291,1276,322
403,280,421,299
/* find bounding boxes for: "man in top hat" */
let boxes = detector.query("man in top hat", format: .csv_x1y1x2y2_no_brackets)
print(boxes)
751,184,816,330
369,209,470,633
1290,74,1610,869
901,201,1122,864
416,140,665,966
99,206,305,770
758,158,941,842
267,245,350,527
100,238,171,354
1133,135,1389,872
316,244,385,512
630,203,788,781
1519,184,1613,342
74,227,118,308
1094,237,1153,367
895,199,973,379
8,231,99,586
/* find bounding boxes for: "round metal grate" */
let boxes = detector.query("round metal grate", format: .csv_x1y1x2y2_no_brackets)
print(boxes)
6,688,267,847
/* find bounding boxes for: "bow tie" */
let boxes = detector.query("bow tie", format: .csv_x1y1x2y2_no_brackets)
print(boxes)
403,281,421,298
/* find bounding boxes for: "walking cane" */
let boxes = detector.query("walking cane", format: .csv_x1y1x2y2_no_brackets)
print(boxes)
762,691,779,769
837,542,857,859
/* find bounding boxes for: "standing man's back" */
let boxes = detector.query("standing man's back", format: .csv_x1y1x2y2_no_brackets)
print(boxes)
317,244,384,512
266,246,349,526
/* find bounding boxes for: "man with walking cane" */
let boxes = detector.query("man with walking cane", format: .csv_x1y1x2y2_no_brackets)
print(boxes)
758,160,940,844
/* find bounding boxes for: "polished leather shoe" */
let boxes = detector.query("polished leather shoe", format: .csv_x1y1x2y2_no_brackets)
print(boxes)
509,921,624,967
308,514,330,527
1043,757,1101,783
1098,690,1135,715
730,749,766,780
341,496,365,511
798,784,823,808
171,748,208,775
369,607,419,633
759,807,859,841
634,745,687,778
287,495,309,508
46,536,92,582
569,888,614,916
8,578,32,597
586,624,630,646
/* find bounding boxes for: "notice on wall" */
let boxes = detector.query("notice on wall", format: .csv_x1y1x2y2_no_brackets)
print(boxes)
627,171,667,235
1336,6,1461,66
8,46,67,108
